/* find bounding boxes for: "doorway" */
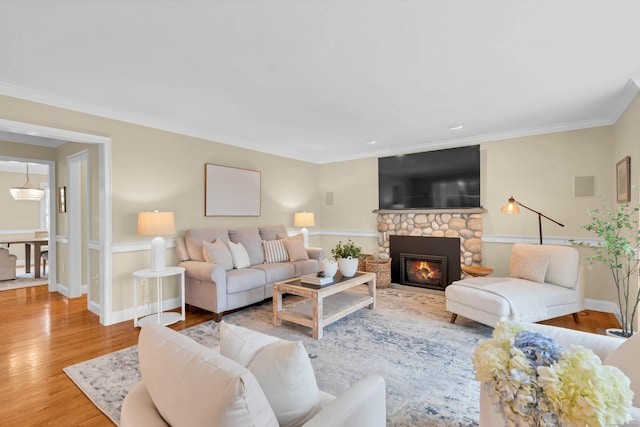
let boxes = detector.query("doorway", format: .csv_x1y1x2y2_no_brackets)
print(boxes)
0,118,113,324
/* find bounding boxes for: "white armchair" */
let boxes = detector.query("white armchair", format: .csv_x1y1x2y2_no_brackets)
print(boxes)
480,323,640,426
0,248,17,281
447,243,585,326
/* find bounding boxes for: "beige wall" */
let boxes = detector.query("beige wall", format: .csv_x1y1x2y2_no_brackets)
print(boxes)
0,95,321,315
2,92,640,322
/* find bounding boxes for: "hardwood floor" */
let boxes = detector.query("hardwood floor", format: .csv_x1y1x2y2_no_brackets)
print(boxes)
0,285,621,426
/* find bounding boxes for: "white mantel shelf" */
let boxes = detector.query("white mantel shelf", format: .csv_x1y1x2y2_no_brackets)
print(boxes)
372,208,488,214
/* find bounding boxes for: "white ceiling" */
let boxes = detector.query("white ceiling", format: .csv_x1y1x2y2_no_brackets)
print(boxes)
1,1,640,164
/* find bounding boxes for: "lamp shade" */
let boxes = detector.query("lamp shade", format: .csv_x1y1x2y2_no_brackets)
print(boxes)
137,211,176,272
501,197,520,214
137,211,176,236
294,212,315,227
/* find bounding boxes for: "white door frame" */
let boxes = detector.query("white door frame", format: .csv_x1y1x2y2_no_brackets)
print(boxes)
0,119,113,325
67,150,89,299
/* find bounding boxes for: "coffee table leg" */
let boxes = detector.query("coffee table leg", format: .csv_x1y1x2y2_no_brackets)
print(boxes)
273,287,282,326
313,294,322,340
368,276,376,309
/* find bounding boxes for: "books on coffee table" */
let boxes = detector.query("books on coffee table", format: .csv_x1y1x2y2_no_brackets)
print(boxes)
300,273,334,287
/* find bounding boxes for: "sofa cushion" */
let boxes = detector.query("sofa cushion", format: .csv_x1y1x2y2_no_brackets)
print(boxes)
230,227,265,265
511,243,579,288
184,228,230,262
138,324,279,427
220,322,321,427
604,332,640,407
510,252,549,283
226,268,266,294
228,241,251,269
203,240,234,271
252,262,296,284
293,259,321,277
285,238,309,262
263,239,289,263
259,225,288,241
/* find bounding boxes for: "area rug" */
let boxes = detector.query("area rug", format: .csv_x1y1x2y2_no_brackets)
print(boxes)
0,274,48,291
64,288,492,426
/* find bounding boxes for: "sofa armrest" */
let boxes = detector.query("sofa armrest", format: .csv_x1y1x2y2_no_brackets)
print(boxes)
179,260,227,286
120,381,169,427
303,375,386,427
525,323,623,361
306,247,325,261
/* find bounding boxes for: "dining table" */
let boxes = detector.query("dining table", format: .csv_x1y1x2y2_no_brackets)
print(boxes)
0,237,49,279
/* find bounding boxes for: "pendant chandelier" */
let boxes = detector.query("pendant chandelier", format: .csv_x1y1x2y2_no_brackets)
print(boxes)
10,164,45,201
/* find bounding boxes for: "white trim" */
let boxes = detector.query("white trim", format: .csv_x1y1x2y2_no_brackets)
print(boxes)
112,239,177,254
481,234,603,246
0,228,46,235
313,229,378,238
0,117,110,145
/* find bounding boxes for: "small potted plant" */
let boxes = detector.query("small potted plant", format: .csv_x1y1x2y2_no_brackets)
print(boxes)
331,239,363,277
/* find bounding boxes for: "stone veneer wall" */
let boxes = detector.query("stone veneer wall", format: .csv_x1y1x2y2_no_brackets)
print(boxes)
375,210,486,269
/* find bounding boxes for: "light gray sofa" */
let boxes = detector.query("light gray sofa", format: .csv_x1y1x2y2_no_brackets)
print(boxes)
176,225,324,321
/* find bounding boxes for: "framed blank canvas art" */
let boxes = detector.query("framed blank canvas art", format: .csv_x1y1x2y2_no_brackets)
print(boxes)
205,164,261,216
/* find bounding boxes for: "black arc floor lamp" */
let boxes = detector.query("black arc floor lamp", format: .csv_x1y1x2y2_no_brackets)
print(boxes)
501,196,564,244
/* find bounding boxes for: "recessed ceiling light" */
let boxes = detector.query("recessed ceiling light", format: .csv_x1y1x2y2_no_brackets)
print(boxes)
366,140,377,145
449,124,464,130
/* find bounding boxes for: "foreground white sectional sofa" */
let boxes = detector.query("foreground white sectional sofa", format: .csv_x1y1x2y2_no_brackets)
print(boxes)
120,323,387,427
176,225,325,321
446,243,585,327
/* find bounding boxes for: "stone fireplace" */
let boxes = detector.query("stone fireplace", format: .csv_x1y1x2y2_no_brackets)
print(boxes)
375,209,486,289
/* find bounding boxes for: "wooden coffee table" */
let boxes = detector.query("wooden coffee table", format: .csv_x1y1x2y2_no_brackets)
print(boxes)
273,272,376,339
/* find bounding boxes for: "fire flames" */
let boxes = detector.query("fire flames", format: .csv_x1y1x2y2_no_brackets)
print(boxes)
408,260,441,284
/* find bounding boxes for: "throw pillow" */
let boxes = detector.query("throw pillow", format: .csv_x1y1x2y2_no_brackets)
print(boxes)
510,252,549,283
220,321,280,366
138,324,279,427
262,239,289,263
228,241,251,269
249,341,321,427
219,322,321,427
202,239,233,271
229,227,265,265
276,232,304,241
284,238,309,262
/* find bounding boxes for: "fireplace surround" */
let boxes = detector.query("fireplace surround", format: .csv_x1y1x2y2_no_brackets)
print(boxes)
375,209,486,289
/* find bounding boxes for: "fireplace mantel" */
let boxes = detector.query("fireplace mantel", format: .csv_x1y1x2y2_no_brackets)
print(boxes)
373,208,487,214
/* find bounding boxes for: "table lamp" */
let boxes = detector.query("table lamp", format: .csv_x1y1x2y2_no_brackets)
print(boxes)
294,211,315,247
137,211,176,271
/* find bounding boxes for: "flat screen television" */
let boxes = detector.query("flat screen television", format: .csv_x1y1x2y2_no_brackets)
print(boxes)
378,145,481,210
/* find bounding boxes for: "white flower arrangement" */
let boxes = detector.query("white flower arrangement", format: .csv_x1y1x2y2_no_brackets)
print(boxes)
473,322,633,426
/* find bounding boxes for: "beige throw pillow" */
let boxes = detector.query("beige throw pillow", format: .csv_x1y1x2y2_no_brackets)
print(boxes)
228,241,251,269
277,232,304,241
220,322,321,427
284,238,309,262
510,252,549,283
202,239,233,271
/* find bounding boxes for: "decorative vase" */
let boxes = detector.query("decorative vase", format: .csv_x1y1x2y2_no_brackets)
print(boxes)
338,256,359,278
320,259,338,278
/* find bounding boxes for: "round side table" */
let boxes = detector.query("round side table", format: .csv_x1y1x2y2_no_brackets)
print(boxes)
462,265,493,277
